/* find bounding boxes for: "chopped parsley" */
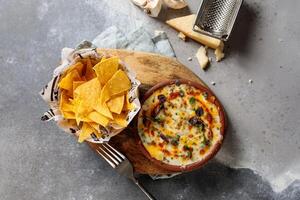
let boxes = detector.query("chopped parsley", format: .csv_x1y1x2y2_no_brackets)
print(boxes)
154,116,164,123
199,142,206,149
183,145,191,151
183,145,193,158
198,123,205,132
171,135,180,146
189,97,196,105
187,150,192,158
201,136,211,146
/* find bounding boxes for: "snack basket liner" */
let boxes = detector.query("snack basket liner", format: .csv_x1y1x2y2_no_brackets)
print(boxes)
40,46,141,143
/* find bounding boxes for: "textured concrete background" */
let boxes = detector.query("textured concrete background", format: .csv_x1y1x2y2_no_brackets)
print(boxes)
0,0,299,199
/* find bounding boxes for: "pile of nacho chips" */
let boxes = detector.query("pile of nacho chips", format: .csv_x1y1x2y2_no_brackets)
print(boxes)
58,57,132,143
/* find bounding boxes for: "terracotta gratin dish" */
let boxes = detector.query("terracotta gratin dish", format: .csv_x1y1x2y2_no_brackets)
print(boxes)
136,79,227,173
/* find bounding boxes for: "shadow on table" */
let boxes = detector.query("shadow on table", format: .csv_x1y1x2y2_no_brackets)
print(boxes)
226,2,262,57
216,111,242,168
138,162,300,200
138,161,271,200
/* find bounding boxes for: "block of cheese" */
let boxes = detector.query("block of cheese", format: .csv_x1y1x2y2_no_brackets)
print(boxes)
177,32,187,41
166,14,223,49
215,41,225,62
196,46,209,70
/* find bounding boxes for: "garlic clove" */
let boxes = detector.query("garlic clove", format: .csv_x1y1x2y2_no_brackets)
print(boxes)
131,0,163,18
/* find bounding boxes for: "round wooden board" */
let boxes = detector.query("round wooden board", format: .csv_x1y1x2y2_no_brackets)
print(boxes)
87,48,213,175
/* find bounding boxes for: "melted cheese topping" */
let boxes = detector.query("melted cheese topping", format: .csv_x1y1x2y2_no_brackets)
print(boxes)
138,84,223,166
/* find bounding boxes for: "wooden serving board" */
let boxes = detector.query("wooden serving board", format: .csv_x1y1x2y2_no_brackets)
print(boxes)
87,49,209,175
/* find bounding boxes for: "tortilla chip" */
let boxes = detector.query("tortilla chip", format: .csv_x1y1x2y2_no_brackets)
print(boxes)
88,111,109,127
85,58,96,81
94,101,113,119
58,69,81,91
93,57,119,85
78,122,94,143
66,62,84,76
59,91,73,112
88,122,100,132
72,99,84,125
91,58,100,66
93,84,113,119
107,95,125,114
60,102,73,113
72,99,93,124
81,76,87,82
123,93,134,111
94,70,130,118
73,78,110,124
68,119,77,127
112,112,128,127
98,70,131,104
80,116,93,122
105,70,131,97
74,78,101,110
99,83,110,103
61,111,76,119
73,81,85,92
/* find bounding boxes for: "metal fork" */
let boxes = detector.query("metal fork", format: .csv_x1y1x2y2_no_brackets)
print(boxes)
95,142,155,200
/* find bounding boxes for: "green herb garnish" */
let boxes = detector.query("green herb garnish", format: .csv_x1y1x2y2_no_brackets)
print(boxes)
187,151,192,158
201,136,211,146
198,124,204,132
199,142,206,148
183,144,191,151
189,97,196,105
170,135,180,146
154,117,161,122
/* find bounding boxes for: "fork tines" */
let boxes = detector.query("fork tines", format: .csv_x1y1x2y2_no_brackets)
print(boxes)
96,143,126,168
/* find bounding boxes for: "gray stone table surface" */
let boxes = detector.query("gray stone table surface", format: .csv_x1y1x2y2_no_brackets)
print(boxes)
0,0,299,199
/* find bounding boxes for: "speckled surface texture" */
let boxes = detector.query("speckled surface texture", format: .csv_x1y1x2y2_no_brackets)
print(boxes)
0,0,299,199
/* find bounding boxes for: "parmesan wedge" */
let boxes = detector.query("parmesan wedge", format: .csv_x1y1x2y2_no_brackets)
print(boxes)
166,14,222,49
177,32,186,41
196,46,209,70
215,41,225,62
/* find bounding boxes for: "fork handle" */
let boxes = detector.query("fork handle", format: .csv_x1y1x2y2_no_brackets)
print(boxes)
134,180,156,200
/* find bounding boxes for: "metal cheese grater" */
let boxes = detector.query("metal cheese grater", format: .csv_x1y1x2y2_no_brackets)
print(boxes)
193,0,243,41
